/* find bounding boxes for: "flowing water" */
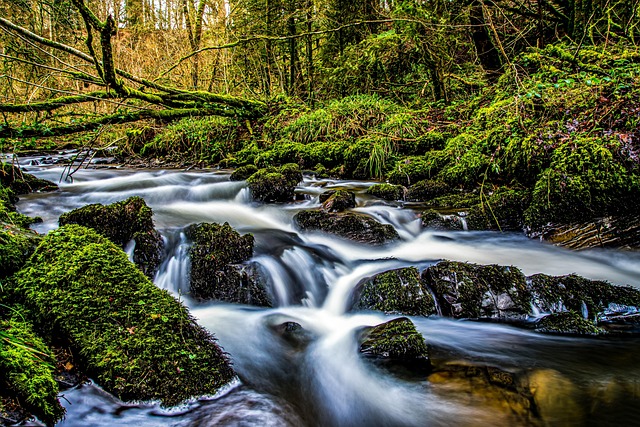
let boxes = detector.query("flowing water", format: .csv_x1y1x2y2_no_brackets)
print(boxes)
12,158,640,427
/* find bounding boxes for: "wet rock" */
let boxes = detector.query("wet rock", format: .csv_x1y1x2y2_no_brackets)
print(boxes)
320,190,356,212
186,222,271,306
358,317,431,375
421,261,531,319
527,215,640,250
267,321,315,350
523,369,584,426
420,209,464,230
366,183,404,201
0,162,58,195
353,267,436,316
11,225,234,406
428,363,539,426
247,164,303,203
294,210,399,245
230,164,258,181
59,196,164,279
405,179,450,202
534,311,606,335
528,273,640,325
466,187,529,231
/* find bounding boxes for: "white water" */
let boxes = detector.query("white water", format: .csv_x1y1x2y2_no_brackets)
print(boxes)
15,163,640,427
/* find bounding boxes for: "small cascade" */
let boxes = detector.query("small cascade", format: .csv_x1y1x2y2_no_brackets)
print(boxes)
124,239,136,263
154,231,191,295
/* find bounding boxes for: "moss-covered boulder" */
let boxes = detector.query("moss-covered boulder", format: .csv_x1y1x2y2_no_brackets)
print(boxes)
421,261,531,319
405,179,451,202
353,267,436,316
528,274,640,323
59,196,164,278
466,188,530,231
186,222,271,306
0,163,58,195
247,164,303,203
294,210,399,244
420,209,464,230
0,316,64,426
230,164,258,181
1,185,41,229
358,317,431,375
11,225,234,406
366,183,404,201
0,225,41,278
534,311,606,335
319,190,356,212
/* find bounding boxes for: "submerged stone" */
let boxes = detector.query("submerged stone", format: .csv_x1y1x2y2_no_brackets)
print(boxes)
320,189,356,212
421,261,531,319
353,267,436,316
294,210,399,245
11,225,234,406
247,164,303,203
366,183,404,201
186,222,271,306
358,317,431,375
59,196,164,278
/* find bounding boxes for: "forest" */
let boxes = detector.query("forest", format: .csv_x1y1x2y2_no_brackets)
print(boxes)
1,0,640,425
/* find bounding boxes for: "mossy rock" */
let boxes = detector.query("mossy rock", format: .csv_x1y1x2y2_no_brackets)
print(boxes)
405,179,451,202
0,225,41,278
0,163,58,195
186,222,271,306
387,153,447,187
420,209,464,230
320,190,356,212
527,274,640,322
428,191,481,209
358,317,431,375
1,185,42,228
466,188,530,231
11,225,234,406
535,311,605,335
59,196,164,278
353,267,436,316
366,183,404,201
294,210,399,245
0,316,64,426
247,164,303,203
422,261,531,319
230,164,258,181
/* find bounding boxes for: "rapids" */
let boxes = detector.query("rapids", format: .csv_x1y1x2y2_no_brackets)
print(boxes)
13,160,640,427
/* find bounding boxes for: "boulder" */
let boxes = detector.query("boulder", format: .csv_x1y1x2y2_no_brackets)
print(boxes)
358,317,431,375
11,225,234,406
59,196,164,278
421,261,531,319
320,190,356,212
186,222,271,306
405,179,450,202
366,183,404,201
420,209,464,230
0,163,58,195
247,164,303,203
230,164,258,181
294,210,399,245
534,311,606,335
353,267,436,316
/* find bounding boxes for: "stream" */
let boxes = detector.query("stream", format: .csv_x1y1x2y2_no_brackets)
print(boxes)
13,158,640,427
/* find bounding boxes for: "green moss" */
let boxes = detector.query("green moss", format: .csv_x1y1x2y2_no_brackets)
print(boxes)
0,316,64,426
420,209,463,230
406,179,451,202
0,185,41,228
387,154,447,186
428,191,481,209
466,187,530,231
535,311,605,335
359,317,429,361
0,225,41,278
247,164,302,203
186,222,270,306
11,225,234,406
354,267,436,316
230,164,258,181
422,261,531,319
366,183,404,201
0,163,58,195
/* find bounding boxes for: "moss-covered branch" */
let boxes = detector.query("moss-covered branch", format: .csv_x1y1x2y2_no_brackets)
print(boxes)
0,91,118,113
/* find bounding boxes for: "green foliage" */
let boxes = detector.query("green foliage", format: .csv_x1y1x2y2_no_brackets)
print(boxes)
11,225,234,406
0,315,64,426
366,183,404,201
0,225,40,278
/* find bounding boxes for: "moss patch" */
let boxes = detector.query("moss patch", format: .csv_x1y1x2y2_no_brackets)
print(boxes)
353,267,436,316
0,225,41,278
366,183,404,201
11,225,234,406
247,163,303,203
535,311,605,335
320,190,356,212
